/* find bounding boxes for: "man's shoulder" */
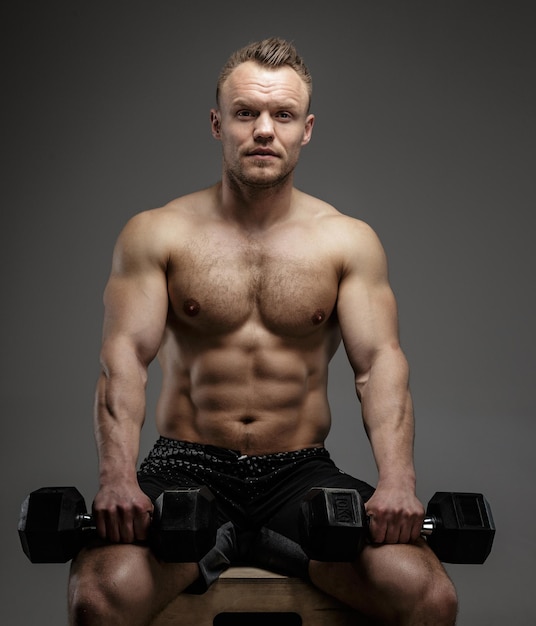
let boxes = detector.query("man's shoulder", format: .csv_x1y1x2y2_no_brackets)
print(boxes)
297,191,378,243
113,188,216,264
123,187,215,235
295,193,387,279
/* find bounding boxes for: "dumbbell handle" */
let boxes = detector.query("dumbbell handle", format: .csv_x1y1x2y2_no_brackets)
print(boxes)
421,516,437,536
364,514,438,536
75,513,96,530
82,512,436,536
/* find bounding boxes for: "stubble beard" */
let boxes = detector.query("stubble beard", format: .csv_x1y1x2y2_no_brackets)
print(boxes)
225,155,296,192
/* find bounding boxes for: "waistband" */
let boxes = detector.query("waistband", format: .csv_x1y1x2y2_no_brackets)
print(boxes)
139,437,330,476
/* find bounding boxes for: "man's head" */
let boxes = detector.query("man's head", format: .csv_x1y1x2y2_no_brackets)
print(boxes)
212,38,315,191
216,38,312,112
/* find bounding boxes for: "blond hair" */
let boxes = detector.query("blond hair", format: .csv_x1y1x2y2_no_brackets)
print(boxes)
216,37,312,110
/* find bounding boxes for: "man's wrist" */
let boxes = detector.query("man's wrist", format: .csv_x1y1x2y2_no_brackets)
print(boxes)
98,463,139,487
376,472,416,492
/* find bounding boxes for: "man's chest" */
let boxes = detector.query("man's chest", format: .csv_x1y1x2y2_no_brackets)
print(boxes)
166,235,340,335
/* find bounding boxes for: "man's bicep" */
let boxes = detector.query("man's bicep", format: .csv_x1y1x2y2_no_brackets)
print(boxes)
101,218,169,366
102,272,168,362
336,226,401,380
338,275,400,378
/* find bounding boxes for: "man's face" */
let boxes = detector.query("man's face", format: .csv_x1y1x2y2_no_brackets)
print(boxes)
211,61,314,190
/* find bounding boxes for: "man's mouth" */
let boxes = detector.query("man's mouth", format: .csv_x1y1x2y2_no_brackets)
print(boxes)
248,149,278,157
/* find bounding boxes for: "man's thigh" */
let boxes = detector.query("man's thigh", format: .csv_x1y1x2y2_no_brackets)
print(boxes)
309,539,451,618
69,542,200,620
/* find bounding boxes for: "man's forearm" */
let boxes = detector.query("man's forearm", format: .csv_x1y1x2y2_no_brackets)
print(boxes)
94,369,147,486
357,347,417,488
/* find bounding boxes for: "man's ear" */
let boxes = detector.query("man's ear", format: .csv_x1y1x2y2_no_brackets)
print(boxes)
301,113,315,146
210,109,221,139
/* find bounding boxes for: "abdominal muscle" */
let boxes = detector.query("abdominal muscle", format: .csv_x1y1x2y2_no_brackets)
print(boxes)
154,333,333,456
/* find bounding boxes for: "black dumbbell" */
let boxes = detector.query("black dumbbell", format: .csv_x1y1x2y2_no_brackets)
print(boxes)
300,487,495,564
18,485,217,563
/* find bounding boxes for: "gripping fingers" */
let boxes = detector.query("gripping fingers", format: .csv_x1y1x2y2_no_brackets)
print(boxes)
93,492,154,544
367,505,425,545
133,508,153,542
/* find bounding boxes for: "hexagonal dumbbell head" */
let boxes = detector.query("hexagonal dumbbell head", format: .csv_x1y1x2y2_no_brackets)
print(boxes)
300,487,367,562
18,487,88,563
425,492,495,564
150,486,217,562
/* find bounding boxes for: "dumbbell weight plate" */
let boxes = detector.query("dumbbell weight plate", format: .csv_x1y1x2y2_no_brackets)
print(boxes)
425,492,495,564
299,487,366,562
150,486,217,562
18,486,90,563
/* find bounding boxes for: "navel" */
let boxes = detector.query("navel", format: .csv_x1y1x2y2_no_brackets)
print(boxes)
183,298,201,316
311,309,326,325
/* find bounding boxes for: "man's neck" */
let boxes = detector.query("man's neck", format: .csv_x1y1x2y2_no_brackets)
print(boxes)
217,174,297,232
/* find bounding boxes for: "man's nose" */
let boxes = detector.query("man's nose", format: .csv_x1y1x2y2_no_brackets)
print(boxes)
253,112,274,141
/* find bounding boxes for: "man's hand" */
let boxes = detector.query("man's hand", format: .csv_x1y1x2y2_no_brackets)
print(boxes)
92,482,154,544
365,485,425,545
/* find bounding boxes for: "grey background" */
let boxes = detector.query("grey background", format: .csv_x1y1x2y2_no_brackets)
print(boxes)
2,1,534,624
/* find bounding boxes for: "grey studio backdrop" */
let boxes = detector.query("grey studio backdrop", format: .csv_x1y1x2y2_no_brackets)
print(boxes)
2,1,534,624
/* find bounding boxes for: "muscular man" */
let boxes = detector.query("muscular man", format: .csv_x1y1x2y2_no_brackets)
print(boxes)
68,38,458,625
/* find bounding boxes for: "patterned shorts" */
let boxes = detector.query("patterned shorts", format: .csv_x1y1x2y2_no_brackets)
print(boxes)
138,437,374,592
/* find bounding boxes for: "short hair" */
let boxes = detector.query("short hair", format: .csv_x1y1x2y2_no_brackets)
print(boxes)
216,37,312,110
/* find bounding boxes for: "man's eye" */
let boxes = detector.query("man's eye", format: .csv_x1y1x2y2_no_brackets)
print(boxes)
277,112,292,120
237,110,255,118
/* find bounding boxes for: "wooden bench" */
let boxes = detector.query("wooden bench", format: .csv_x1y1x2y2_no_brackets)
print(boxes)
151,566,371,625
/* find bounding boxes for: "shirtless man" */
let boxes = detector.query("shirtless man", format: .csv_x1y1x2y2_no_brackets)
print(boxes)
68,38,458,625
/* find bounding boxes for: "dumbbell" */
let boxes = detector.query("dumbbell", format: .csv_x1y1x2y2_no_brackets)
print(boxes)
18,485,217,563
300,488,495,564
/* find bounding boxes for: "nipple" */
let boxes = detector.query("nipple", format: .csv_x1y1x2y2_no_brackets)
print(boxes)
183,298,201,316
311,309,326,325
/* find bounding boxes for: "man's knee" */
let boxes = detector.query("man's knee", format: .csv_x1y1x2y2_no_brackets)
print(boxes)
68,544,201,626
68,545,156,626
69,587,108,626
69,567,112,625
394,548,458,624
68,549,128,626
421,569,458,624
359,542,458,624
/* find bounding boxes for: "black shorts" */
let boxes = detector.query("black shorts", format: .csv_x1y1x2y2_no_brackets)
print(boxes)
138,437,375,593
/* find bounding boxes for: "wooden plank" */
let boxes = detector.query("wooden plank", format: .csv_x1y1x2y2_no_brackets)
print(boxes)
151,567,370,626
220,566,287,579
